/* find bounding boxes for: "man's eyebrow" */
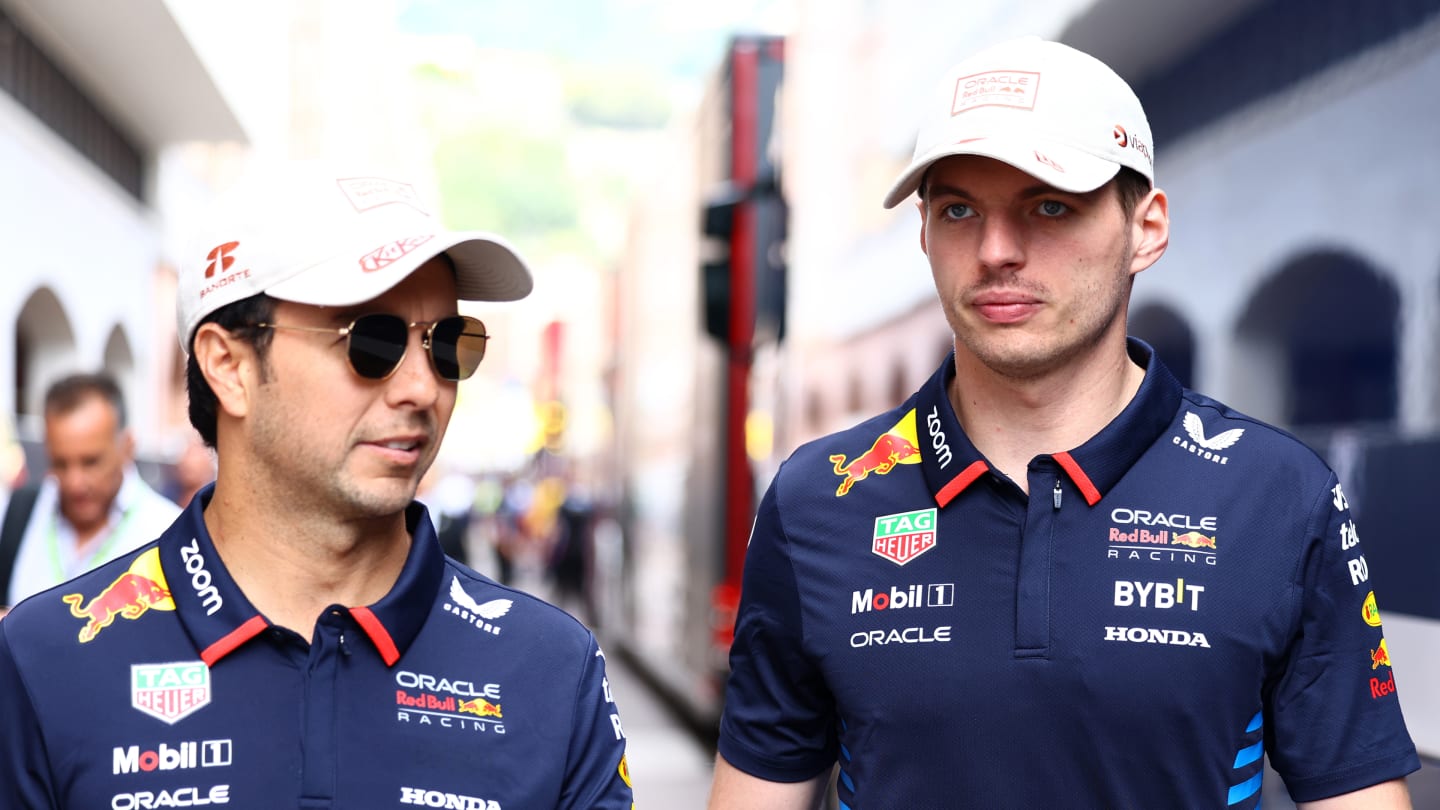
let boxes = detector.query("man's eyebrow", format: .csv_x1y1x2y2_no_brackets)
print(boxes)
928,181,1095,201
925,182,973,200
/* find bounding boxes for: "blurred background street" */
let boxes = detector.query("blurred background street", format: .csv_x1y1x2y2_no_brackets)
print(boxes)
2,0,1439,805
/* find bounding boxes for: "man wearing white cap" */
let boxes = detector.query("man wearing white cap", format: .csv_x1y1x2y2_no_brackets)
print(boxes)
0,164,635,809
709,38,1417,808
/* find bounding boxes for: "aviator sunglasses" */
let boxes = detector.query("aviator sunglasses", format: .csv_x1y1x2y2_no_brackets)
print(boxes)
255,314,489,381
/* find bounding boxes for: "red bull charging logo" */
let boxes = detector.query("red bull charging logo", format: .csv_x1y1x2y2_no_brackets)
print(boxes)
458,698,503,718
61,548,175,642
1171,531,1217,550
1370,638,1392,670
830,410,923,497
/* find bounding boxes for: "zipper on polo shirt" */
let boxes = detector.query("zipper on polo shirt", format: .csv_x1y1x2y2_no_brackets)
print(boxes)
1016,467,1059,658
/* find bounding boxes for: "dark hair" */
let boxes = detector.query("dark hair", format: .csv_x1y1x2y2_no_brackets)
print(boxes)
917,165,1153,220
1113,167,1151,221
186,294,277,448
44,372,127,430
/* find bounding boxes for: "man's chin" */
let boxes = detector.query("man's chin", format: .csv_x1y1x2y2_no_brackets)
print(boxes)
340,482,420,521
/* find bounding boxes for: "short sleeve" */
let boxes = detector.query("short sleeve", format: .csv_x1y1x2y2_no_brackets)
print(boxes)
558,635,635,810
716,476,838,782
1266,475,1420,801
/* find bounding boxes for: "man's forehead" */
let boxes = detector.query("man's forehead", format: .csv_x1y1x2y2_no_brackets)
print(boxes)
925,155,1093,198
45,397,122,442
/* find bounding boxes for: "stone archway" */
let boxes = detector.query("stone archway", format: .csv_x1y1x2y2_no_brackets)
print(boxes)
14,287,77,419
1233,249,1399,428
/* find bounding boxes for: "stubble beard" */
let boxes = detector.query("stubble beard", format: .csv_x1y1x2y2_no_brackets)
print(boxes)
948,244,1134,382
248,390,431,523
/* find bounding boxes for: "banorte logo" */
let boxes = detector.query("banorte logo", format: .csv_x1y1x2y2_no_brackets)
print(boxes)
203,241,239,278
198,240,252,301
829,409,922,497
60,547,175,642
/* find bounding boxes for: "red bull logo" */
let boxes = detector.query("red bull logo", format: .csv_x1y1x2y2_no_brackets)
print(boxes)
829,410,923,497
1370,638,1392,670
458,698,502,718
1171,531,1217,550
61,548,175,642
1370,671,1397,699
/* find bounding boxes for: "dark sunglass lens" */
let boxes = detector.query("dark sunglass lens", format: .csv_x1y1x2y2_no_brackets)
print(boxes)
430,316,487,380
347,314,409,379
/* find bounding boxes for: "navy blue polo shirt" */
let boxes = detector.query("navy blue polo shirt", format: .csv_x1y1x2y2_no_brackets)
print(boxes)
0,486,634,810
719,340,1419,808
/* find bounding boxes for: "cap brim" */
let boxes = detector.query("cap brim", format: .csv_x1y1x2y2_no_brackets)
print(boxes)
882,137,1121,208
263,231,533,307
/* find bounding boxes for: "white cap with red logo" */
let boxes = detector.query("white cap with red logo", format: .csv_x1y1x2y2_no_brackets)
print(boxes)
883,37,1154,209
177,162,532,351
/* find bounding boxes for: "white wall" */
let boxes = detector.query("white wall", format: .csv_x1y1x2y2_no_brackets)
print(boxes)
1135,22,1440,435
0,90,163,446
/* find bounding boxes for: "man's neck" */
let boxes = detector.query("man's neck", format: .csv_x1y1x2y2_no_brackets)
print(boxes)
66,517,110,549
948,340,1144,493
200,480,412,640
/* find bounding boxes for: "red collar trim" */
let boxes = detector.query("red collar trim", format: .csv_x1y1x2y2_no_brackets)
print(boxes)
350,606,401,666
200,615,268,666
935,460,989,508
1053,451,1102,506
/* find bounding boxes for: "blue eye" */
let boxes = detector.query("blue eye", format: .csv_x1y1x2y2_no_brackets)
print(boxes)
942,203,974,220
1038,200,1069,217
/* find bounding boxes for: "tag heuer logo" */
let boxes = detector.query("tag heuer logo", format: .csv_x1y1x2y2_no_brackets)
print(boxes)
132,661,211,724
872,508,937,566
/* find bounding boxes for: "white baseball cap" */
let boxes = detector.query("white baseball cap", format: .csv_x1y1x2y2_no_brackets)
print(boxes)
177,162,533,351
883,37,1154,209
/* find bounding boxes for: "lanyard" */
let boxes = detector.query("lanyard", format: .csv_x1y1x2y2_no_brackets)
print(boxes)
47,504,136,583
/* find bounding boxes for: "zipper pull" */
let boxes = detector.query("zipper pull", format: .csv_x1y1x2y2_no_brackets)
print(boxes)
1053,479,1062,509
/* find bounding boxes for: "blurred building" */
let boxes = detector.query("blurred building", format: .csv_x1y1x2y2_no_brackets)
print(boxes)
1,0,438,478
0,0,246,472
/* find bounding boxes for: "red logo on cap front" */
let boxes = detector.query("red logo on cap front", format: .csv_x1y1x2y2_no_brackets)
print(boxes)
1034,151,1065,173
204,241,240,278
359,234,436,273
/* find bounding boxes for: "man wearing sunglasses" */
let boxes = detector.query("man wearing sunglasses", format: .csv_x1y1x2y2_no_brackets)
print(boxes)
0,165,636,809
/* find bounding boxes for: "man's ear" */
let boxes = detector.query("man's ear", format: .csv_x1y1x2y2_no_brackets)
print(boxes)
191,323,258,421
917,197,929,255
1129,186,1170,276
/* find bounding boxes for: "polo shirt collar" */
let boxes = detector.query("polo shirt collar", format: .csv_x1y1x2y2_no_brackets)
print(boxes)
915,338,1182,508
158,484,445,667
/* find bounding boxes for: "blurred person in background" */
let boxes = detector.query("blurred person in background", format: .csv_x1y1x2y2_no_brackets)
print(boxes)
709,37,1417,809
0,372,180,617
417,463,477,565
0,163,633,809
549,472,595,622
